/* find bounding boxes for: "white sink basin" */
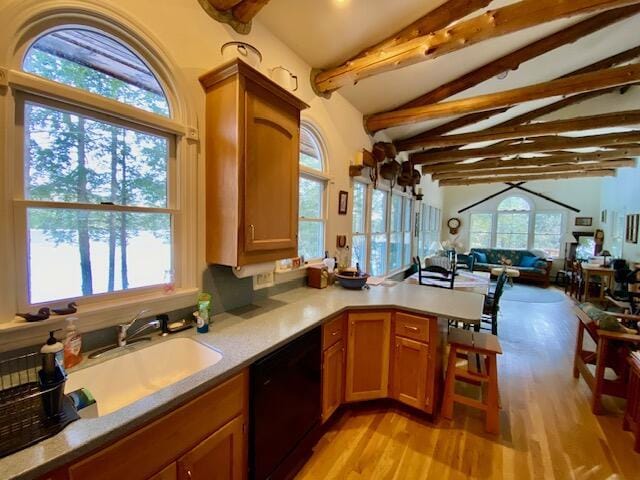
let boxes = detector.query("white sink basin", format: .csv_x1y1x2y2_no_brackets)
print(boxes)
65,337,222,416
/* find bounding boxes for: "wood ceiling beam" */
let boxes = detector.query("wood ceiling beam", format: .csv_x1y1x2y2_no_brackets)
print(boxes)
432,159,636,180
353,0,492,60
404,109,640,149
366,63,640,132
232,0,271,23
439,169,616,186
313,0,640,95
412,131,640,165
422,148,640,174
396,5,640,110
395,45,640,151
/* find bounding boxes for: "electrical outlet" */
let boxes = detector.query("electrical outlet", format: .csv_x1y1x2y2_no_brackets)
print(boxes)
253,271,275,290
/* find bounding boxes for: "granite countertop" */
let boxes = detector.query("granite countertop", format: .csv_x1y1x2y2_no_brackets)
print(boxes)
0,283,483,480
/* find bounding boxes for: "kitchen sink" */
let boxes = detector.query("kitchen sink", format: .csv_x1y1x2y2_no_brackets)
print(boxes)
65,337,222,417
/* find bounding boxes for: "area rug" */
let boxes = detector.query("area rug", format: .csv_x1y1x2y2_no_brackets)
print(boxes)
501,284,566,304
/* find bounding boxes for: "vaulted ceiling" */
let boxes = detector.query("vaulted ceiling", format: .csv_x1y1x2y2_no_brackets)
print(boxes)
253,0,640,185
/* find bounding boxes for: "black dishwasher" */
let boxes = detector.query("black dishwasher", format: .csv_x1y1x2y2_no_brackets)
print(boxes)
250,327,321,480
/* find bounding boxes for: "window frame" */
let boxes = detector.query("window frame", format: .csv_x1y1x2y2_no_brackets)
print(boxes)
466,195,566,258
1,12,198,327
298,122,328,262
351,180,368,270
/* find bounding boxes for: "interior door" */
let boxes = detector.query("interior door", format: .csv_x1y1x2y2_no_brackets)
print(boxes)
345,312,391,402
244,81,299,252
177,415,245,480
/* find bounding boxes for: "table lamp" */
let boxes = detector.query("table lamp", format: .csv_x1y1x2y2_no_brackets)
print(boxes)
601,250,611,267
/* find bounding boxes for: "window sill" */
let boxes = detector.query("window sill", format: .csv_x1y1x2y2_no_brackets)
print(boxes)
0,287,199,351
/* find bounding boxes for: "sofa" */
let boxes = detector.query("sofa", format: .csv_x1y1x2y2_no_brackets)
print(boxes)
469,248,552,287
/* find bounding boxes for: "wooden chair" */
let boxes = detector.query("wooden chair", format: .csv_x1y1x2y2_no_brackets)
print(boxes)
481,272,508,336
443,329,503,434
623,352,640,453
413,256,455,289
573,306,640,414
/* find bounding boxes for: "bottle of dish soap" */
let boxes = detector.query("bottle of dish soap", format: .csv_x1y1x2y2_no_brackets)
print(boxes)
63,317,83,368
41,330,64,381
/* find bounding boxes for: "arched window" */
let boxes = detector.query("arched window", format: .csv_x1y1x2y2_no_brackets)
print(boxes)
23,28,170,116
298,123,327,261
17,26,177,305
469,195,564,257
496,196,531,249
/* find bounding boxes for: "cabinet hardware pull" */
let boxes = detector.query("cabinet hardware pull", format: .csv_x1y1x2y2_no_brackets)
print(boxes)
186,468,193,479
249,224,255,241
405,325,419,332
331,331,339,336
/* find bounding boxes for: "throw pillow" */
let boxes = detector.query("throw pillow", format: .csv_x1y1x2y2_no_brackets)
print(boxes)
520,255,539,268
473,251,487,264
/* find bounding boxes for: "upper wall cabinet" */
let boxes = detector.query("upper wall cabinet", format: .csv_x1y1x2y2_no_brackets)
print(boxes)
199,59,308,267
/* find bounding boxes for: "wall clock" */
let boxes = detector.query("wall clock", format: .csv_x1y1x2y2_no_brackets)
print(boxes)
447,217,461,235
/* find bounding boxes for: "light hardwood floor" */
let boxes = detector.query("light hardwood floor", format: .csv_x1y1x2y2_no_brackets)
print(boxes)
296,289,640,480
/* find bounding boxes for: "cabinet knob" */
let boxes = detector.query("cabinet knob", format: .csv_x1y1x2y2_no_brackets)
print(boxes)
249,224,255,241
186,468,193,479
331,331,339,336
405,325,419,333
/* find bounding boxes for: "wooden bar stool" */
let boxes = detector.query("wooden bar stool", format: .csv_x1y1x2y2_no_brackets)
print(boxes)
442,328,503,434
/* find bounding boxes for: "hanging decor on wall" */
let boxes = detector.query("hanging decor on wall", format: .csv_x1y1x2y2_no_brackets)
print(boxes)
601,210,607,224
626,214,639,244
575,217,593,227
338,191,348,215
447,217,461,235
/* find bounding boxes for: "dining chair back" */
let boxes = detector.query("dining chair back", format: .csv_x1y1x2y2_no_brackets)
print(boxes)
414,257,455,289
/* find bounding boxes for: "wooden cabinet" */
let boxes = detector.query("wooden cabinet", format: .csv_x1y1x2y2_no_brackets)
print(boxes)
199,59,308,267
149,464,177,480
345,312,391,402
67,371,248,480
322,339,344,422
177,416,244,480
392,337,430,410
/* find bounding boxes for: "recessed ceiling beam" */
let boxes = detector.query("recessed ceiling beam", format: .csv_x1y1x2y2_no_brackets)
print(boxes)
439,169,616,186
432,159,635,180
353,0,492,60
404,110,640,149
395,45,640,151
412,131,640,165
422,148,640,174
366,63,640,132
313,0,640,95
396,5,640,110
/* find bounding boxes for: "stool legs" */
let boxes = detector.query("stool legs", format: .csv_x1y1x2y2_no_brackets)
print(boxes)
442,344,458,420
486,353,499,434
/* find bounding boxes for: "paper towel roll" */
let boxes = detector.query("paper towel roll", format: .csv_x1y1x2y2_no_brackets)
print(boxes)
232,261,275,279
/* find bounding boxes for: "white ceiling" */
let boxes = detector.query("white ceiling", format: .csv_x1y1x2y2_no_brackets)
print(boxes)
259,0,640,144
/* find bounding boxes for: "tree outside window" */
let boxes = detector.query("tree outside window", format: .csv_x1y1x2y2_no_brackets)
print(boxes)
496,197,530,249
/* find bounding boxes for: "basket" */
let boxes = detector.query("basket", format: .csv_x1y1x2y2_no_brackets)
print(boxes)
0,352,79,458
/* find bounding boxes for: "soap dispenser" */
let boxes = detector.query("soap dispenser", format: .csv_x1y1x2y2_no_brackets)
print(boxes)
41,330,64,382
63,317,83,368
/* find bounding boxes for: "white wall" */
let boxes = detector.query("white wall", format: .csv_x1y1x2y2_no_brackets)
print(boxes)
441,178,602,254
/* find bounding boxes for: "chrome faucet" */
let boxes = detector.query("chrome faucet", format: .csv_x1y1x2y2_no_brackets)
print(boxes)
117,309,158,347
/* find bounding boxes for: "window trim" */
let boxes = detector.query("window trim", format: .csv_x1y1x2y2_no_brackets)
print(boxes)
15,93,178,309
466,195,566,258
0,5,199,333
298,122,328,262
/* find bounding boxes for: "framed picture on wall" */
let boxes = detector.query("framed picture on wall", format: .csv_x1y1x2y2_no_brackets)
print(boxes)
626,214,639,244
338,190,348,215
575,217,593,227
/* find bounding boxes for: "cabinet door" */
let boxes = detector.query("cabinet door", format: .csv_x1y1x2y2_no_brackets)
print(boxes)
148,464,177,480
244,81,299,253
177,415,245,480
392,337,429,410
322,339,344,422
345,312,391,402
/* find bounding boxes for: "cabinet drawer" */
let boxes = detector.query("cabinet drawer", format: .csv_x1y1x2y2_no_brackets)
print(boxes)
323,315,343,350
395,312,431,343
